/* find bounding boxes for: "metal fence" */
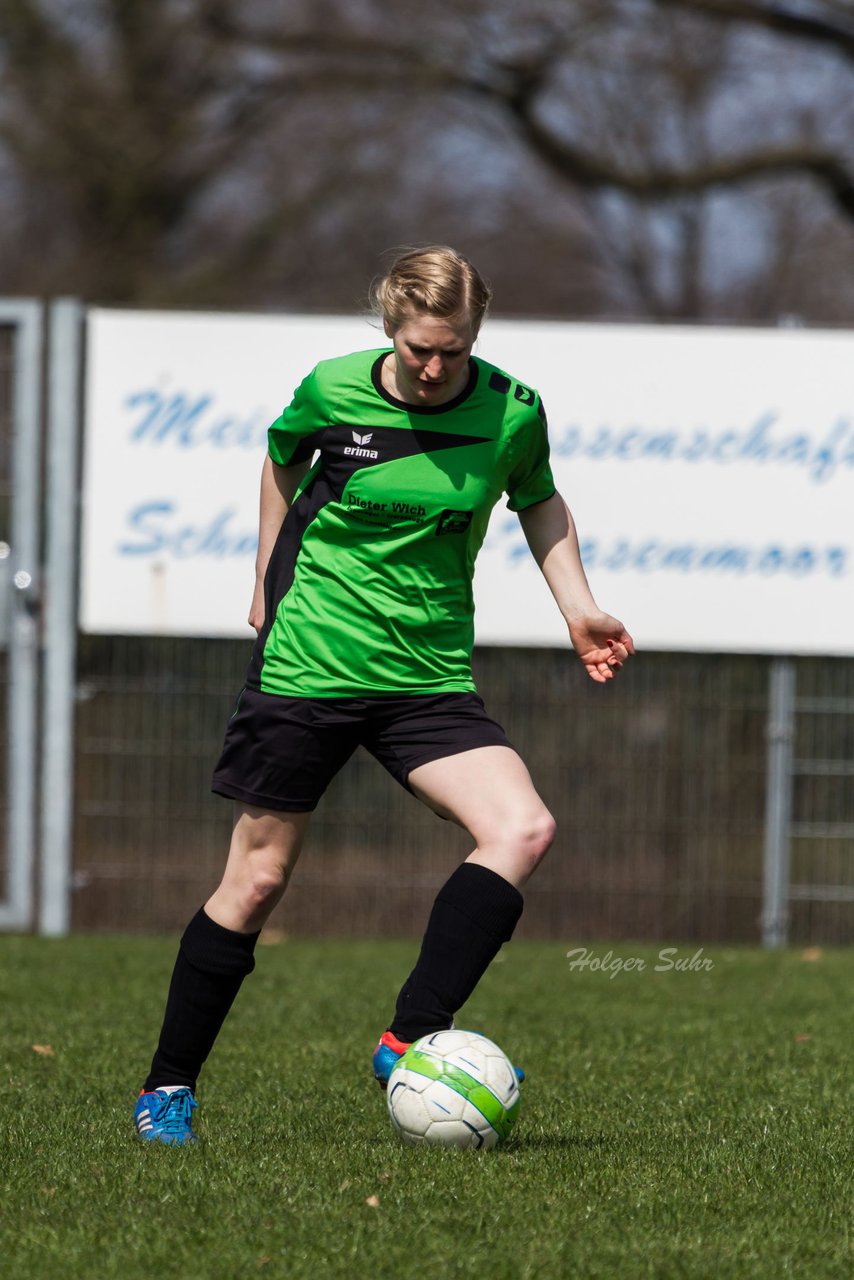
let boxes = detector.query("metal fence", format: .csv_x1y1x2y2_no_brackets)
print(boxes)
0,324,11,918
2,301,852,944
1,305,42,932
70,636,854,944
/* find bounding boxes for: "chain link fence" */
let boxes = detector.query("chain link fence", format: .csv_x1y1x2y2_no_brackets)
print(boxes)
70,637,854,943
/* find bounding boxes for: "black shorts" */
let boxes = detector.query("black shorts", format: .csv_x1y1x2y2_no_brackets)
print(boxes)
211,687,513,812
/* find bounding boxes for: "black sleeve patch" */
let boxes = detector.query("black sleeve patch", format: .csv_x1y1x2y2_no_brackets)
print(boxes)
489,370,538,409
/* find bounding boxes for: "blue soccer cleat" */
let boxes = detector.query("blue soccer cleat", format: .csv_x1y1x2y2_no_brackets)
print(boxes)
134,1086,199,1144
372,1030,525,1089
373,1030,413,1089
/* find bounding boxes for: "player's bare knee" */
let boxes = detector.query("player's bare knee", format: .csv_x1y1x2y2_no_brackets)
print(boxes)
494,807,555,876
226,846,288,913
524,810,556,870
246,861,288,909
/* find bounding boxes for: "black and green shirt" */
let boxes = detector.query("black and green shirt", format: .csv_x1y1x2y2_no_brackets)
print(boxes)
247,348,555,696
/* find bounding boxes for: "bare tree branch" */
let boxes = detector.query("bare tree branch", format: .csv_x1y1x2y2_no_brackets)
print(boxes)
210,24,854,220
515,117,854,217
652,0,854,62
2,0,853,315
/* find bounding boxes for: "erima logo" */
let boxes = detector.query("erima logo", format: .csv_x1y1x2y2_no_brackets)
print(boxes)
344,430,379,459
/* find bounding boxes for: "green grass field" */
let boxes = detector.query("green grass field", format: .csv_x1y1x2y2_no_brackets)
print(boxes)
1,936,851,1279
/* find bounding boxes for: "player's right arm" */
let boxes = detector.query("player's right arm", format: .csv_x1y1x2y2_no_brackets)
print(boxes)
250,365,327,630
248,454,311,631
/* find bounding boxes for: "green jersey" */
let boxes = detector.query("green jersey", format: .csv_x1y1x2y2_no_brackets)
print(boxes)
247,348,555,696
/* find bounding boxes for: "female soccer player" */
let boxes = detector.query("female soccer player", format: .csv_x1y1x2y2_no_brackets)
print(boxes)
134,245,634,1143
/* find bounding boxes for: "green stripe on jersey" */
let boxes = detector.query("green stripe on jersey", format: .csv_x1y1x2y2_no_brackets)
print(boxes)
403,1048,519,1140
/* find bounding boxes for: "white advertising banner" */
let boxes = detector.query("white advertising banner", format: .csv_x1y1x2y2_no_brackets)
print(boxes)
81,311,854,654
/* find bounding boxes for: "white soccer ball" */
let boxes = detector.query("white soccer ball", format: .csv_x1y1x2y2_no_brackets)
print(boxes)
386,1029,521,1150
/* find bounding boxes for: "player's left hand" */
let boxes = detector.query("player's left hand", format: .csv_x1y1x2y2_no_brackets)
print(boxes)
567,611,635,683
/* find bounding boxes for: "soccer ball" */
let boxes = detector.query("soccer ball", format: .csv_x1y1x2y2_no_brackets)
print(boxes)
386,1029,521,1149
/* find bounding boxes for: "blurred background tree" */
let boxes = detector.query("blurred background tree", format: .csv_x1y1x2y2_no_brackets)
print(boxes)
1,0,853,320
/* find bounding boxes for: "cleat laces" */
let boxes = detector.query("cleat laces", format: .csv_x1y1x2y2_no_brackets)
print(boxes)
151,1088,197,1137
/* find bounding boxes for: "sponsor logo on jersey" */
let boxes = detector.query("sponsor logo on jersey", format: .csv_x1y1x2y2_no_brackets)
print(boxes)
344,430,379,460
436,509,474,536
346,493,428,523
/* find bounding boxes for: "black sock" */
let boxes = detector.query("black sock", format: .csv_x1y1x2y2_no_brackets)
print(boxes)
389,862,523,1042
143,907,260,1094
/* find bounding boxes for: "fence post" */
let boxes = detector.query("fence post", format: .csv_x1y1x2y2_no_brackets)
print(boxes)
761,657,796,947
0,300,43,930
39,299,83,937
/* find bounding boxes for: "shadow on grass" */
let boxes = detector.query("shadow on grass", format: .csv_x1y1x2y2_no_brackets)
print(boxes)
359,1131,612,1154
503,1131,611,1153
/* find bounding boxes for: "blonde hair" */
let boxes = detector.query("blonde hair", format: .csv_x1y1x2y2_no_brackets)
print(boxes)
370,245,492,337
